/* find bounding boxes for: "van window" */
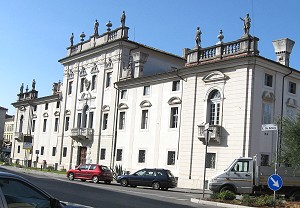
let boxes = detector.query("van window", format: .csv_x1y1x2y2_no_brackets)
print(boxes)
231,161,249,172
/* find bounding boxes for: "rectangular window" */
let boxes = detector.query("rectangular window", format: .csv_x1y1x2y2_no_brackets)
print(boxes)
17,145,20,153
170,107,179,128
116,149,123,161
68,81,73,95
260,154,269,166
289,81,296,94
119,112,125,130
33,105,37,112
172,80,180,91
88,112,94,128
41,146,44,155
77,113,82,128
206,153,216,168
52,147,56,156
143,85,150,96
138,150,146,163
91,75,96,90
80,78,85,92
63,147,67,157
43,119,47,132
210,103,220,125
120,89,127,99
262,102,272,124
54,118,59,132
100,148,106,160
103,113,108,130
56,101,60,108
264,73,273,87
167,151,176,165
141,110,148,129
106,72,112,88
32,120,36,132
65,116,70,131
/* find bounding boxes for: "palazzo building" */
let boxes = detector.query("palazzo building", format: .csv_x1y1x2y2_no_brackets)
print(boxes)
11,13,299,189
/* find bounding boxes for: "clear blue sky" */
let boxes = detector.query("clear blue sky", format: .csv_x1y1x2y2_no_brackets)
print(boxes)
1,0,300,114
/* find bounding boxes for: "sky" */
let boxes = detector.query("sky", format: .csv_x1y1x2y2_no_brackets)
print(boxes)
1,0,300,115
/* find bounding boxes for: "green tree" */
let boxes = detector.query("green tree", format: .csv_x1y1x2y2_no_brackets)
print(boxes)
279,115,300,168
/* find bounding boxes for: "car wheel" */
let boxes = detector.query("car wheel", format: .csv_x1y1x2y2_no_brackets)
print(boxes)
104,180,111,184
162,187,169,191
92,176,99,184
80,179,86,182
220,185,235,194
152,182,160,190
68,173,74,181
120,179,128,187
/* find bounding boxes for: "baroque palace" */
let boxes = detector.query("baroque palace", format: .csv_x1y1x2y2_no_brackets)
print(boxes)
11,12,298,189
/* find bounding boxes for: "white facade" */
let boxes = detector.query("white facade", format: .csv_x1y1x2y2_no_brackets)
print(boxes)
0,107,7,144
10,15,299,189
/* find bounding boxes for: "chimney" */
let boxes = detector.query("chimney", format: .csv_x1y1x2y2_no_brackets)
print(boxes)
272,38,295,67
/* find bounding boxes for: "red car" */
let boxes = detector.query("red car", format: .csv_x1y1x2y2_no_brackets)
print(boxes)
67,164,113,184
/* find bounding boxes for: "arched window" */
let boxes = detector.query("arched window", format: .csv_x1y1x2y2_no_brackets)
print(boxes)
208,90,221,125
19,115,24,132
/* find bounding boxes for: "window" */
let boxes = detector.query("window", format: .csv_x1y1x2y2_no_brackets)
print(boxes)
167,151,176,165
77,113,82,128
262,102,272,124
206,153,216,168
19,115,23,132
264,73,273,87
143,85,150,96
65,116,70,131
141,110,148,129
82,105,88,128
116,149,123,161
54,118,59,132
52,147,56,156
91,75,96,90
208,90,221,125
63,147,67,157
32,120,35,132
43,119,47,132
119,112,125,130
170,107,178,128
231,160,249,172
56,101,60,108
138,150,146,163
103,113,108,130
80,78,85,92
172,80,180,91
287,106,296,120
88,112,94,128
41,146,44,155
260,154,269,166
17,145,20,153
68,81,73,95
120,89,127,99
100,148,106,160
289,81,296,94
33,105,37,111
106,72,112,88
45,103,48,110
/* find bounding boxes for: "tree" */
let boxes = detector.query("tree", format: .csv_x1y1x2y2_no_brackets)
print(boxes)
279,114,300,169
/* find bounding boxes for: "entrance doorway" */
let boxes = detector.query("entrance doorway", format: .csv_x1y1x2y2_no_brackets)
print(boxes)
77,146,87,166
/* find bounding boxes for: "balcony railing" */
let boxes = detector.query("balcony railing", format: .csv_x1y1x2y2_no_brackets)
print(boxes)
197,125,221,144
14,132,24,142
70,128,94,140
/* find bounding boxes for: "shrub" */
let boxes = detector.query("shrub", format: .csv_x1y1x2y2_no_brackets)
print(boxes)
241,194,255,206
218,190,236,200
46,166,54,172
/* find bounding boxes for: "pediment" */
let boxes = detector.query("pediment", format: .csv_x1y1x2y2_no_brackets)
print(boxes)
65,110,71,115
54,111,60,116
168,97,182,105
102,105,110,112
262,91,274,102
91,63,99,74
286,98,297,108
203,71,228,83
140,100,152,108
118,103,129,110
43,113,49,117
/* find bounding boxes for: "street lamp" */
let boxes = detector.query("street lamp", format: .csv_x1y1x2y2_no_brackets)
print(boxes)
203,123,213,198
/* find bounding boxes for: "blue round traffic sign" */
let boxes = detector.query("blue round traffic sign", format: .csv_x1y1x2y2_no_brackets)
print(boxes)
268,174,283,191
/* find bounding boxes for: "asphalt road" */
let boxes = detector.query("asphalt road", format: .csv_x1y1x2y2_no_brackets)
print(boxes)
0,166,216,208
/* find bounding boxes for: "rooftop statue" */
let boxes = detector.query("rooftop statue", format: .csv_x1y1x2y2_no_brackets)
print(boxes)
20,83,24,94
240,13,251,37
32,79,36,90
70,33,74,46
121,11,126,27
94,20,99,36
195,26,202,48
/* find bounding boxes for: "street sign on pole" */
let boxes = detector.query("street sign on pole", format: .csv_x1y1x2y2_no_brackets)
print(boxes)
268,174,283,191
261,124,278,131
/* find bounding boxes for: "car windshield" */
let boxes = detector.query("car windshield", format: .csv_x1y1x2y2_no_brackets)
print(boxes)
134,170,146,176
100,166,110,171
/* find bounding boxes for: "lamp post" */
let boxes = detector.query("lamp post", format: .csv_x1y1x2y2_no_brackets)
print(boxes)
202,123,212,198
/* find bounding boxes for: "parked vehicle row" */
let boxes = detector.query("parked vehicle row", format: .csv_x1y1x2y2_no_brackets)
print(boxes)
66,164,177,191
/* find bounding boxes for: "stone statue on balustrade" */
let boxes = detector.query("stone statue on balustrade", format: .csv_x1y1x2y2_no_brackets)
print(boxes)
195,27,202,48
20,83,24,94
32,79,36,90
94,20,99,36
240,13,251,37
121,11,126,27
70,33,74,46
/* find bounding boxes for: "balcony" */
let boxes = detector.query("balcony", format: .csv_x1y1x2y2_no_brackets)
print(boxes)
198,125,221,144
14,132,24,142
70,128,94,140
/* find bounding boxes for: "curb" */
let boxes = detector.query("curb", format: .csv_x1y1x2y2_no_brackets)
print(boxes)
190,198,257,208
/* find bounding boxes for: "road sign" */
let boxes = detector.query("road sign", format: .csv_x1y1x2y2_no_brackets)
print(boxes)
261,124,278,131
268,174,283,191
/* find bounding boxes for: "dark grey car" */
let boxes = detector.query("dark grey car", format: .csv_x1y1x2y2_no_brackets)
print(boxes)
117,168,177,190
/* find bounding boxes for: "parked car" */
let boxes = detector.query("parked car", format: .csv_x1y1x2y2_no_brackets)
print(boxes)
67,164,113,184
0,171,88,208
116,168,177,190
